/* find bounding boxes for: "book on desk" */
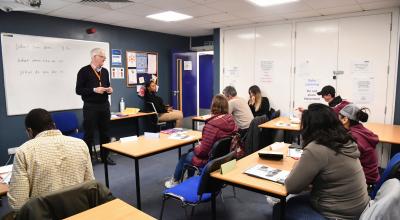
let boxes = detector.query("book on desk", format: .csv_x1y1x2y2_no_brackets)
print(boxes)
244,164,289,184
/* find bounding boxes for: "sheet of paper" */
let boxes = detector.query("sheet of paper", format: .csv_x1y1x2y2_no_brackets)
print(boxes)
111,49,122,66
128,69,137,84
138,76,145,84
127,52,136,68
111,67,124,79
184,61,192,70
136,53,147,73
147,54,157,74
221,159,236,175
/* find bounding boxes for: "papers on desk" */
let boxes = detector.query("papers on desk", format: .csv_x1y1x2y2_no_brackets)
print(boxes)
168,132,193,140
288,148,303,159
0,164,12,184
120,136,138,142
275,121,298,127
244,164,289,184
270,142,286,151
200,114,212,119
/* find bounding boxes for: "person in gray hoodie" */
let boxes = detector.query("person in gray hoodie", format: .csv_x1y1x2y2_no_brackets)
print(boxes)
284,103,370,220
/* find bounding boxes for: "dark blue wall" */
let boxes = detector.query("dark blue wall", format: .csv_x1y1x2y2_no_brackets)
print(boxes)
0,11,189,163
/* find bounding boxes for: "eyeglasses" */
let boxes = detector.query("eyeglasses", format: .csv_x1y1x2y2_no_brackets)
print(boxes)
95,55,106,59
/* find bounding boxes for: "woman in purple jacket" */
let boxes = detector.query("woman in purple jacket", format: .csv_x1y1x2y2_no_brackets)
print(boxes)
165,94,238,188
339,103,380,186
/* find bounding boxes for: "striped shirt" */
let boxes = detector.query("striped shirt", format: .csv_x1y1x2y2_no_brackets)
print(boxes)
8,130,94,210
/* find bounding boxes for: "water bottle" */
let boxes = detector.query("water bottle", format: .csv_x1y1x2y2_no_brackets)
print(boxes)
119,97,125,112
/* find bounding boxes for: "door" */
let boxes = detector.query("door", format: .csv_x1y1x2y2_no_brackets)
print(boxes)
171,52,197,117
336,13,391,123
293,20,338,110
199,54,214,110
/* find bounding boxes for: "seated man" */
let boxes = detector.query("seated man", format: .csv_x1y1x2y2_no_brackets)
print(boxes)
144,80,183,127
317,85,350,114
8,108,95,210
222,86,254,137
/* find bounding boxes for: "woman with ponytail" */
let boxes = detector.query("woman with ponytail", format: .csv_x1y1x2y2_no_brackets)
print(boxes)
339,104,380,186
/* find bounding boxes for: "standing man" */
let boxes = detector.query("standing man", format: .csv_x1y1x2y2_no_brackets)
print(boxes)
222,86,254,138
317,85,350,114
76,48,115,165
8,108,94,210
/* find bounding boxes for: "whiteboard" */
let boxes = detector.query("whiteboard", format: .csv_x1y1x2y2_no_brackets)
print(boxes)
222,24,293,114
1,33,110,116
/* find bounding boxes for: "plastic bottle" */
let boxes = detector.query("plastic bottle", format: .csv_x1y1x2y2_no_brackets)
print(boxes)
119,97,125,112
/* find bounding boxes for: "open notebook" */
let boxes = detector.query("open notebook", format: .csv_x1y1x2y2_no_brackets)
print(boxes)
244,164,289,184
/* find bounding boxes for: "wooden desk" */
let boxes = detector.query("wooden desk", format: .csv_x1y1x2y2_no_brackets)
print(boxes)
111,112,156,135
365,123,400,145
191,115,211,130
211,144,295,219
64,199,156,220
102,130,202,210
258,116,300,131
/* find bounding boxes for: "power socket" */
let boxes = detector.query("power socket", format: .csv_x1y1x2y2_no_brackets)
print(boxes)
8,147,18,155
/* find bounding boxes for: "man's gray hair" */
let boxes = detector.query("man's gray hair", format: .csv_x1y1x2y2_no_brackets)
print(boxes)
222,86,237,97
90,48,105,58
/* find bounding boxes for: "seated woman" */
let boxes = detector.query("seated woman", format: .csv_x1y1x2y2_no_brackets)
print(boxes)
164,94,238,188
144,80,183,128
248,85,269,117
339,104,380,186
283,103,369,220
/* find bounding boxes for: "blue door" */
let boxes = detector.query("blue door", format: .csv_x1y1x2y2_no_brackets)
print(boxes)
199,54,214,109
171,52,197,117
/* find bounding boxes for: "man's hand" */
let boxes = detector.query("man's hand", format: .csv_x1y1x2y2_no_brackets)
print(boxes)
94,87,107,94
105,87,113,94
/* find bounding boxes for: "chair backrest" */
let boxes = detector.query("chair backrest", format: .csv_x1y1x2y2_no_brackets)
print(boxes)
16,180,114,220
209,136,233,160
371,153,400,199
197,151,236,196
146,102,158,114
52,112,79,135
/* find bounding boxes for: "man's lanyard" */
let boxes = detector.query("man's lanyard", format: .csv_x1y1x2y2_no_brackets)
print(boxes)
91,67,102,86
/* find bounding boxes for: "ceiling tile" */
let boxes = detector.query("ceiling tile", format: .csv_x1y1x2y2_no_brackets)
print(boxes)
197,13,240,22
176,5,222,17
259,1,313,14
143,0,198,10
189,0,219,4
248,14,285,23
360,0,400,10
319,4,362,15
281,10,321,19
205,0,258,13
115,3,163,16
36,0,73,14
84,11,136,24
48,3,109,20
218,19,255,27
304,0,358,9
355,0,390,3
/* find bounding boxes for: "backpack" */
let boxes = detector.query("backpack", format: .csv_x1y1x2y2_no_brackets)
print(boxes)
230,132,245,159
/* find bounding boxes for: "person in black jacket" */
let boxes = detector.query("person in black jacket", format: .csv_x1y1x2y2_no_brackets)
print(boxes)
144,80,183,127
76,48,115,165
248,85,270,117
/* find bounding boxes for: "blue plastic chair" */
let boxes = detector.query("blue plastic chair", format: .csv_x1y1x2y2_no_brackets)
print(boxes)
160,151,236,220
52,112,83,138
370,153,400,199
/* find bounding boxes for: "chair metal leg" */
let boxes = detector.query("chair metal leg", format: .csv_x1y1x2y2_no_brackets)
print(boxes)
159,196,167,220
211,192,217,220
184,206,190,220
232,186,237,198
191,206,195,216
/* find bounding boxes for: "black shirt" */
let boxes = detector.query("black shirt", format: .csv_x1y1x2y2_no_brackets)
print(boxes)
76,65,110,104
144,92,167,113
249,97,270,117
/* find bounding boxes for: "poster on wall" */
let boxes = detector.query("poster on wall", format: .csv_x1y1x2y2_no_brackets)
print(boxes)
128,69,137,84
303,78,320,102
136,53,148,73
127,52,136,68
111,67,124,79
297,60,312,77
148,54,157,74
256,60,274,83
351,60,372,75
353,77,374,103
224,66,239,87
111,49,122,66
